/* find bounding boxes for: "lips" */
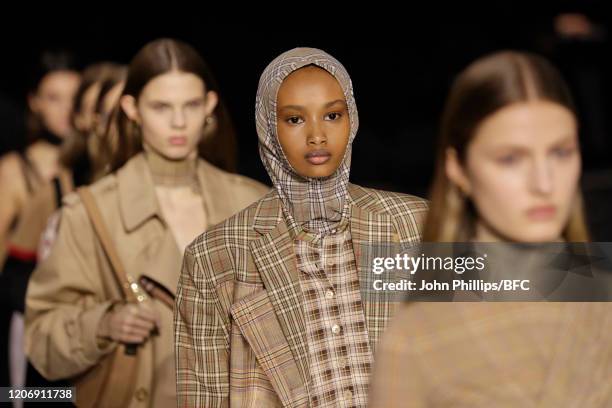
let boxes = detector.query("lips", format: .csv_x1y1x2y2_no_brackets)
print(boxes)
526,205,557,221
169,136,187,146
305,149,331,165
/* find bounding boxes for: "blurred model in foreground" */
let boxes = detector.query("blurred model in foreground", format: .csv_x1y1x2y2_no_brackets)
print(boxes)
369,51,611,407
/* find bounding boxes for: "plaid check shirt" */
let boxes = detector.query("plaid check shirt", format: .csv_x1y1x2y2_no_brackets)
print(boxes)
293,214,372,407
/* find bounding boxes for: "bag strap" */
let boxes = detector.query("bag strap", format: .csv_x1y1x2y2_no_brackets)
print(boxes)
139,276,175,310
52,178,63,209
75,187,140,408
77,187,136,303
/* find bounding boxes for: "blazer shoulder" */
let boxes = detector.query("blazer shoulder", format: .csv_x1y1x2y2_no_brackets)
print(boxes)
350,184,429,241
184,193,272,289
350,184,428,216
187,191,271,260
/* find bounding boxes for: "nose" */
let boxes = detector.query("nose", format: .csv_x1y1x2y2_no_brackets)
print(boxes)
529,157,554,195
171,108,187,129
306,119,327,146
57,98,73,133
60,97,73,118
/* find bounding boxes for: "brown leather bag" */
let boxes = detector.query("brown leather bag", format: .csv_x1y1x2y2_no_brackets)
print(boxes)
73,187,139,408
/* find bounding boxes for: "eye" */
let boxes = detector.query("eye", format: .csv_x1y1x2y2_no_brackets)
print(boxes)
551,146,576,158
45,93,61,103
186,100,204,109
151,103,169,111
496,154,521,165
325,112,342,121
286,116,304,125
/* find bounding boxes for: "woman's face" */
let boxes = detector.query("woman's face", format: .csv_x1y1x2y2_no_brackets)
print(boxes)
121,70,218,160
447,101,581,242
276,65,350,178
29,70,81,138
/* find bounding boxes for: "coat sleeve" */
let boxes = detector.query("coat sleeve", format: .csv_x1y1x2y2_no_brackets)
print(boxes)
24,201,117,381
175,244,230,408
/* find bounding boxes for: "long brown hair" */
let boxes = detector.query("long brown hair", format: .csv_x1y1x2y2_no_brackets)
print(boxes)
102,38,237,173
423,51,590,242
60,63,126,183
69,62,120,131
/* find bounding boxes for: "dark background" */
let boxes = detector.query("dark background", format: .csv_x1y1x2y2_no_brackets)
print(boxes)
1,5,611,239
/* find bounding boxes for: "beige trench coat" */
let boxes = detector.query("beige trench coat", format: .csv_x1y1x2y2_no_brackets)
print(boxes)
25,153,269,407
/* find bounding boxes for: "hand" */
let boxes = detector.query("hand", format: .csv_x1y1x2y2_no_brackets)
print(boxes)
97,302,159,344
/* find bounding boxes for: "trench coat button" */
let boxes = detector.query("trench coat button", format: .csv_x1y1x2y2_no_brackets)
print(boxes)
135,388,148,402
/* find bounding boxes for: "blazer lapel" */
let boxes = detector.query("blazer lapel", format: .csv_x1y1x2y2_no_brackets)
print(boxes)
234,193,312,405
347,184,401,352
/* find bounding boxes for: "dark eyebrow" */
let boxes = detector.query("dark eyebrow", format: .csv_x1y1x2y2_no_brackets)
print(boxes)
325,99,347,108
148,96,204,105
148,100,171,105
278,105,304,112
552,134,578,145
278,99,347,112
184,97,205,104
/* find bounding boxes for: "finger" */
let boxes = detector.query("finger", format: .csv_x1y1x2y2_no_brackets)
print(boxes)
126,330,150,341
111,330,145,344
121,307,154,326
125,304,141,316
137,300,155,313
120,326,150,341
126,318,155,332
122,321,152,335
135,303,157,319
119,334,147,344
134,308,158,326
131,314,157,331
114,305,139,323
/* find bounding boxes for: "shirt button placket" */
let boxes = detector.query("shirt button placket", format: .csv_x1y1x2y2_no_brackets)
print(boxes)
343,389,353,403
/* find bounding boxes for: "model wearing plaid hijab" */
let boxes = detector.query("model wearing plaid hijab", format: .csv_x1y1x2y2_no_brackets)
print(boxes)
256,47,358,235
174,46,428,407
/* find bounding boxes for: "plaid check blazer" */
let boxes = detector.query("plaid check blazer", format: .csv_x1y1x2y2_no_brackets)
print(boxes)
175,183,428,407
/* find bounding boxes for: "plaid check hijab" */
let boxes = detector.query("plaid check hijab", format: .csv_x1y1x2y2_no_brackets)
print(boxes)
255,47,359,235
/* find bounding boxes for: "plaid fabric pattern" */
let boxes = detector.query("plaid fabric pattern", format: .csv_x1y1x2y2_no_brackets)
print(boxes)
369,302,612,407
255,47,359,235
175,185,428,407
295,216,372,408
